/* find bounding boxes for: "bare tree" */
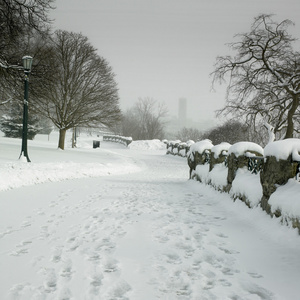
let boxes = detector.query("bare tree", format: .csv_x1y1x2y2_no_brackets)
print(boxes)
122,98,168,140
0,0,54,69
212,14,300,139
0,0,54,112
121,109,138,138
35,30,122,149
176,127,202,142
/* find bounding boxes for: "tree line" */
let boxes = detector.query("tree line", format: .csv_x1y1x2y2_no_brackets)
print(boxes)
1,6,299,147
0,0,121,149
127,14,300,144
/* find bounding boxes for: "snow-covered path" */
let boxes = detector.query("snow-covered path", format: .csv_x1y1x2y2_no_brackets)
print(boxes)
0,143,300,300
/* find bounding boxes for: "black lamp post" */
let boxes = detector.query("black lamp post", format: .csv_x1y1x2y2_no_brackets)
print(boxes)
19,55,33,162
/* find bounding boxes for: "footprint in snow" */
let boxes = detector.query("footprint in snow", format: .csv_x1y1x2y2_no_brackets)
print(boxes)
16,239,32,247
219,278,232,287
49,200,58,208
90,273,103,287
66,236,82,252
155,234,170,243
86,251,101,262
219,246,240,255
9,248,29,256
216,232,228,238
87,268,103,297
174,241,195,257
60,258,73,279
104,279,131,299
94,237,116,253
34,208,45,216
222,267,240,276
58,286,72,300
43,268,57,292
21,221,31,228
101,257,119,273
39,225,50,240
164,252,182,265
248,271,264,279
241,281,274,300
31,255,45,267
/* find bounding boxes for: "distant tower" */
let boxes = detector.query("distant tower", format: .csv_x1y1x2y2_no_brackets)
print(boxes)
178,98,187,127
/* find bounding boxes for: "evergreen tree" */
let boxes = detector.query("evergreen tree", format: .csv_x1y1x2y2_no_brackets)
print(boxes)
0,102,40,139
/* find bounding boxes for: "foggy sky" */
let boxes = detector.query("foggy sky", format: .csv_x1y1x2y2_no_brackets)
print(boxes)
50,0,300,126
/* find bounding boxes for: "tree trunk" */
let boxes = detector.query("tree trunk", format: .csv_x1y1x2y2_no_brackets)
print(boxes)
58,128,66,150
284,95,299,139
72,127,76,148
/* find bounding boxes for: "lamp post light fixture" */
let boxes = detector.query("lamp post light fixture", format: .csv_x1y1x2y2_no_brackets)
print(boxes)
19,55,33,162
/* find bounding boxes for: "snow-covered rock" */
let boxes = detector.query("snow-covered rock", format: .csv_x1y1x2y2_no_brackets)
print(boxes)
188,139,213,154
211,142,231,159
228,142,264,157
264,138,300,161
269,179,300,219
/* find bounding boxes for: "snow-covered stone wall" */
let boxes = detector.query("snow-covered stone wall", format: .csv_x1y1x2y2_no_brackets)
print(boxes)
167,139,300,233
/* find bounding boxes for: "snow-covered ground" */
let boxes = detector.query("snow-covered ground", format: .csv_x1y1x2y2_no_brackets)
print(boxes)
0,132,300,300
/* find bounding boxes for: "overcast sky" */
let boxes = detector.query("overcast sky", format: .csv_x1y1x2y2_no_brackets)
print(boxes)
50,0,300,126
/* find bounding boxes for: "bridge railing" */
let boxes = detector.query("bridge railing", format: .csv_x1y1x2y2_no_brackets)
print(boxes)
103,135,132,146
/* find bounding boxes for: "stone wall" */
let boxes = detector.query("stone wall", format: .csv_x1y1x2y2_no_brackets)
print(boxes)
167,139,300,233
209,150,227,171
260,154,299,214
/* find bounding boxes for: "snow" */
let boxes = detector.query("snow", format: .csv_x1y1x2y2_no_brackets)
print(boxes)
179,149,186,157
211,142,231,158
1,132,300,299
194,164,263,207
194,164,210,183
0,135,141,192
188,139,213,155
187,139,213,161
186,140,195,146
264,138,300,160
230,168,263,207
127,139,166,150
269,179,300,218
207,163,229,190
228,142,264,156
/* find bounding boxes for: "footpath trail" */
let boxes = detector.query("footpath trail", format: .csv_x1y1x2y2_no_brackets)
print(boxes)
0,145,299,300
